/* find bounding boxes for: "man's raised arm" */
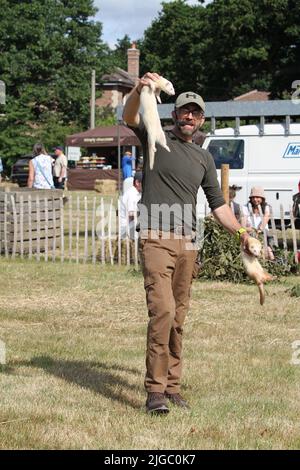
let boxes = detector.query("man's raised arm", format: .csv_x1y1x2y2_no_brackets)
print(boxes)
122,72,161,127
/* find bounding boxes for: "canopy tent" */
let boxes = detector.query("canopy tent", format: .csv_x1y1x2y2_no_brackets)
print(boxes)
65,124,141,194
65,124,140,147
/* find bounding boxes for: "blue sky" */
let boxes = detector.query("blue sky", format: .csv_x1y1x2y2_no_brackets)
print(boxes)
94,0,201,48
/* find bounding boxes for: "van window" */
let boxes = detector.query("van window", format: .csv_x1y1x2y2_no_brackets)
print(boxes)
207,139,244,169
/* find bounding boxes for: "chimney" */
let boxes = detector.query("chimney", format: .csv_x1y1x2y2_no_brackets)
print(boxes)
127,42,140,84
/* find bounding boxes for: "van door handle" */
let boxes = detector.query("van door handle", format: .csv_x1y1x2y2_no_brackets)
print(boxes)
276,192,279,200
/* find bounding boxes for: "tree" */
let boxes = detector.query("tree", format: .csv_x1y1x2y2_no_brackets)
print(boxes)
203,0,300,99
139,0,300,101
140,0,207,100
0,0,111,167
110,34,132,71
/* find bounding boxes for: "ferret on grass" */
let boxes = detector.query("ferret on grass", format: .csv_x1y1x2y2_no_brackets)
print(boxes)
241,236,273,306
140,76,175,170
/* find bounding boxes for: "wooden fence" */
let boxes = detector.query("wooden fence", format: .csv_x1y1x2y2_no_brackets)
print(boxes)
0,193,140,266
0,193,299,265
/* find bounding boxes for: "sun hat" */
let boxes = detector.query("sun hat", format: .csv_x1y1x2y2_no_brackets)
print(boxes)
175,92,205,112
250,186,266,199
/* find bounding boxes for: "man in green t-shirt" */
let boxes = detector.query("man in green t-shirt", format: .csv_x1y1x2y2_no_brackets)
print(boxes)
123,72,250,415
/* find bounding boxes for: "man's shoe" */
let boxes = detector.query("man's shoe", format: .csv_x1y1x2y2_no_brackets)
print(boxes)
146,392,169,414
165,392,190,409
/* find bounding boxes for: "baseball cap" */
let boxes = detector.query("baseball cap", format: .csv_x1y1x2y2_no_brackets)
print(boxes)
175,92,205,112
54,146,63,151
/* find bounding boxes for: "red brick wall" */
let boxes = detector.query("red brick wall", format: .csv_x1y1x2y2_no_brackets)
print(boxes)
96,90,123,108
127,45,140,84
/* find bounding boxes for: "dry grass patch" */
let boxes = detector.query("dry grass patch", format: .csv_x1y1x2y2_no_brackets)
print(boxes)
0,260,300,449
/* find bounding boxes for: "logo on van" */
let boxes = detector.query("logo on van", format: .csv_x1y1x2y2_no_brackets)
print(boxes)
283,143,300,158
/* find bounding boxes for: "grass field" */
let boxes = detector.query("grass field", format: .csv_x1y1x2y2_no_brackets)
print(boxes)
0,259,300,450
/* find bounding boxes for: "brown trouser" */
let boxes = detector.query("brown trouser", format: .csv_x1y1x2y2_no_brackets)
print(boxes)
139,230,198,394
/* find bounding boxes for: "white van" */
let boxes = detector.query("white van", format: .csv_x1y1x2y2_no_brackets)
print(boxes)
197,123,300,225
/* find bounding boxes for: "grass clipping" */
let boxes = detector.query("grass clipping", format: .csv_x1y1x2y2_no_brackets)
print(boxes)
199,217,295,282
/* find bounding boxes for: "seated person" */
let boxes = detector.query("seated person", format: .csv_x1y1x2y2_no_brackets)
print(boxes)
229,185,242,221
241,186,275,260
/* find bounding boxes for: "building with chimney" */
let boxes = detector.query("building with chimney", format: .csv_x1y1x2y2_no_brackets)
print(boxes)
96,43,140,109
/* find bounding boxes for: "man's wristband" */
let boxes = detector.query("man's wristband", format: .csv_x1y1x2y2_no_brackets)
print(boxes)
235,227,247,239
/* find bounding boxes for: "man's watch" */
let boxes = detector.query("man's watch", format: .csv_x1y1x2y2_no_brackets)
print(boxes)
235,227,247,239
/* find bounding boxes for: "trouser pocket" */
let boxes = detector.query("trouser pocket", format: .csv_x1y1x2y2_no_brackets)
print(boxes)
144,273,175,345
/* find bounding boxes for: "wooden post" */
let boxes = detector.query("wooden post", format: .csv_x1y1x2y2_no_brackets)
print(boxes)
91,196,96,264
126,214,130,267
76,196,80,264
0,198,2,256
90,69,96,130
280,204,288,261
20,195,24,259
134,212,138,268
52,197,56,262
68,194,73,262
36,195,41,262
84,196,88,263
258,204,267,260
108,198,114,265
60,197,64,263
11,194,17,259
269,205,278,248
118,198,121,266
28,195,32,260
45,197,49,262
290,205,299,264
101,197,105,265
221,164,230,204
4,193,8,258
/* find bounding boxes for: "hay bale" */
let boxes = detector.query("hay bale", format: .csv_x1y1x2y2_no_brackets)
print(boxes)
94,179,117,195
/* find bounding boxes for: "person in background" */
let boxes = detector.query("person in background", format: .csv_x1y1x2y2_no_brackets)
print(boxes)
120,171,142,239
229,185,242,221
27,143,54,189
53,146,68,189
122,150,135,180
241,186,275,260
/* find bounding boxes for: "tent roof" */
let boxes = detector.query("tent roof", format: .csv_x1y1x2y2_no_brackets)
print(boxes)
65,125,140,147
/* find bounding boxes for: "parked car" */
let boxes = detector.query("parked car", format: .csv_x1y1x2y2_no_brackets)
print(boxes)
11,153,56,187
10,154,33,187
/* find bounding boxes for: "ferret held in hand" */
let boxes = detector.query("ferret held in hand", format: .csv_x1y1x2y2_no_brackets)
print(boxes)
241,236,273,306
140,76,175,170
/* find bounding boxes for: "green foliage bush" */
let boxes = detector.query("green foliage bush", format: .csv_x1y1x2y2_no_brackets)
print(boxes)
290,285,300,298
198,217,298,282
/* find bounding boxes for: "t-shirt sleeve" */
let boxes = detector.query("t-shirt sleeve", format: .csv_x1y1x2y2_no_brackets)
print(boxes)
201,151,225,211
